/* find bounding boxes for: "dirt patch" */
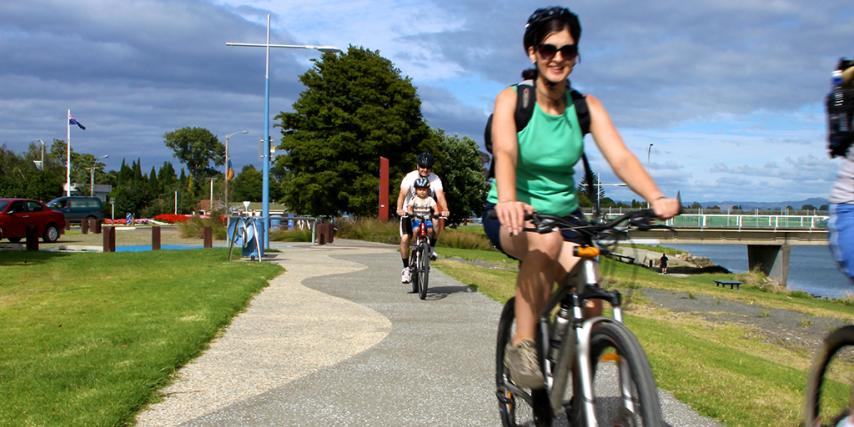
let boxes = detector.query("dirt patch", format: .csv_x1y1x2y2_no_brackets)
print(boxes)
640,288,850,357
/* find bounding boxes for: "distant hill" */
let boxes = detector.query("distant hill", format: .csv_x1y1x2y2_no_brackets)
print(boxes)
694,197,829,210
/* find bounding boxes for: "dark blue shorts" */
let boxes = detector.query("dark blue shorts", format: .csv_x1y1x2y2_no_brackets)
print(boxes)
482,203,588,258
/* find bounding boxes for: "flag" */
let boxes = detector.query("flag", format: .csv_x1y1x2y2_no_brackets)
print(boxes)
226,159,235,181
69,117,86,130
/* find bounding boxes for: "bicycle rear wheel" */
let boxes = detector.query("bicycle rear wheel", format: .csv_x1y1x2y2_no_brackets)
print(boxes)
568,321,662,426
496,298,551,426
418,244,430,300
804,325,854,427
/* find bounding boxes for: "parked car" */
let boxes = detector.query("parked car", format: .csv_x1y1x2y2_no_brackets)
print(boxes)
46,196,104,224
0,198,66,243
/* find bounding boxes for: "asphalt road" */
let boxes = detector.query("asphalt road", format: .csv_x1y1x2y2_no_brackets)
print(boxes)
136,239,719,426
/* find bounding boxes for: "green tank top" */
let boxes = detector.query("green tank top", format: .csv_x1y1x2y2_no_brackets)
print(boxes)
487,92,584,216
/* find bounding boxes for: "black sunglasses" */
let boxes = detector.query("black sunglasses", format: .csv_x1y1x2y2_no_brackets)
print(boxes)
537,43,578,61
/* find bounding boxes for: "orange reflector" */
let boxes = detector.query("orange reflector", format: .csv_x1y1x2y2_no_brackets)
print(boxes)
574,246,600,258
600,352,620,363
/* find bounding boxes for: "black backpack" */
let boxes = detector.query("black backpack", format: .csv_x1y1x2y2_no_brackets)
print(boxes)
483,80,597,212
827,58,854,158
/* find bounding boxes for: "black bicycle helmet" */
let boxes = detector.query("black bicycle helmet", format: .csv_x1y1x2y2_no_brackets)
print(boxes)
523,6,581,53
416,152,435,168
414,177,430,189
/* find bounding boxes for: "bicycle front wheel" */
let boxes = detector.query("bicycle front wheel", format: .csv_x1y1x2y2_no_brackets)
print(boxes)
496,298,551,426
804,325,854,427
569,321,663,426
418,244,430,300
410,250,419,294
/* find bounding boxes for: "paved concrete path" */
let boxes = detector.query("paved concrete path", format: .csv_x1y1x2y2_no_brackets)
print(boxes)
136,239,719,426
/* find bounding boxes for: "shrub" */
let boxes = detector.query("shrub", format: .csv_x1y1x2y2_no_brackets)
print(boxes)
270,228,312,242
177,215,226,240
335,218,399,244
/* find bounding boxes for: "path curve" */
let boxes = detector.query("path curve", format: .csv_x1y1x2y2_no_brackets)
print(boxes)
135,244,392,425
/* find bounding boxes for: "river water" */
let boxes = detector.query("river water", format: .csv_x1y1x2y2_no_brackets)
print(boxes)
668,244,853,300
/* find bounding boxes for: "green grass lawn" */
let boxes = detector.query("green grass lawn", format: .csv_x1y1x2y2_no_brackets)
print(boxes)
0,249,282,426
434,249,853,426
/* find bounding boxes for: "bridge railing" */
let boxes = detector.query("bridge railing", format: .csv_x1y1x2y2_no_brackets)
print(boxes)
594,211,829,231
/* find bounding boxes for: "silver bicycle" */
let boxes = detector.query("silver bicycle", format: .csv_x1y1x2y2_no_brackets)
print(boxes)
493,209,669,426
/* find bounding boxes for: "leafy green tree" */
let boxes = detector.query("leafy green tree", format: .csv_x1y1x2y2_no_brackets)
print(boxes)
232,165,263,202
163,127,224,188
430,130,487,226
576,171,605,208
274,46,431,216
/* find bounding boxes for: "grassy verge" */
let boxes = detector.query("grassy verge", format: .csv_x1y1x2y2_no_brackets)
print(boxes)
0,249,282,426
433,250,852,426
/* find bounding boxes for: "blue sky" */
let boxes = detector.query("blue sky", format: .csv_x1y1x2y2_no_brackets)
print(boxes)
0,0,851,203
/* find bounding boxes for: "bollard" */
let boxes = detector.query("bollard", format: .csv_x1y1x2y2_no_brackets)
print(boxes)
25,226,39,251
326,223,334,244
94,219,102,234
102,226,116,252
152,226,161,251
203,226,212,248
81,218,89,234
65,222,71,231
317,222,327,245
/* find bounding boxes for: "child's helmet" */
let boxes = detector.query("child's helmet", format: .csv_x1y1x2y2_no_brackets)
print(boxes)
414,177,430,188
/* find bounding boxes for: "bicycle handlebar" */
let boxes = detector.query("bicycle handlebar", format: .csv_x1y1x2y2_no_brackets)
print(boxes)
485,207,677,242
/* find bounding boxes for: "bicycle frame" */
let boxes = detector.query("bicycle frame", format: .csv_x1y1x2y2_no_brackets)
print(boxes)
498,251,630,425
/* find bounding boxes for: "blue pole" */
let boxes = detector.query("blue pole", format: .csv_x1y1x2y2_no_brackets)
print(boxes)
262,14,271,251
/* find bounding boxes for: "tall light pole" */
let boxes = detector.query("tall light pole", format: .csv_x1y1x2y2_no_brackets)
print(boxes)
226,14,341,250
223,129,248,213
646,143,654,208
33,139,45,170
647,143,654,167
88,154,109,196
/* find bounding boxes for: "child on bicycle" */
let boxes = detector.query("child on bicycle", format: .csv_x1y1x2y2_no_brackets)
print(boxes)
407,177,438,238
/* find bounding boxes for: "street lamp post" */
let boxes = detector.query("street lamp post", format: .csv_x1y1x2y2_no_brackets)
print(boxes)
226,14,341,250
33,139,45,171
88,155,109,196
646,144,654,207
223,130,248,213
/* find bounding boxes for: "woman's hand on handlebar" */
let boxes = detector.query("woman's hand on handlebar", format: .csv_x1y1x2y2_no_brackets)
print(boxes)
650,197,680,220
495,200,534,236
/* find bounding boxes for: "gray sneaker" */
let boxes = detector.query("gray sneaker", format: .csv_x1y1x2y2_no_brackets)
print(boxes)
504,340,544,389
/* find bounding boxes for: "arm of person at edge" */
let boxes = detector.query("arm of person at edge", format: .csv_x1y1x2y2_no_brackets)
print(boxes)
433,188,450,218
492,86,534,235
396,183,408,217
586,94,680,219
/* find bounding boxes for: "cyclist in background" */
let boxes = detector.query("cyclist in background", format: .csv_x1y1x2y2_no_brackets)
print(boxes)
483,6,679,389
396,152,450,283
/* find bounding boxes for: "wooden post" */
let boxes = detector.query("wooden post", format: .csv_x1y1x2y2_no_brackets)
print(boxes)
379,156,389,221
102,226,115,252
81,218,89,234
203,226,212,248
25,226,39,251
93,219,102,234
152,226,161,251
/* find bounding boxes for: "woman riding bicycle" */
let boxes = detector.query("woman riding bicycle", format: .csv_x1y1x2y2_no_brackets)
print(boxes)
483,6,680,389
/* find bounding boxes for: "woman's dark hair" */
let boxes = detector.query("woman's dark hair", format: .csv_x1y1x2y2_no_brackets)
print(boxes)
521,6,581,80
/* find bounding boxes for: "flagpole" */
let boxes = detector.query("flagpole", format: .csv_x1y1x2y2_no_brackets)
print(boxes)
66,109,71,196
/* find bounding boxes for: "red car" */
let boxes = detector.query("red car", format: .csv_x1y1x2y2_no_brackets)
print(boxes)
0,198,66,243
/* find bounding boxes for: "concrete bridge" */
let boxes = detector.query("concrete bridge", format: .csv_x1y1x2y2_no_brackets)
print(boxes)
601,213,831,286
